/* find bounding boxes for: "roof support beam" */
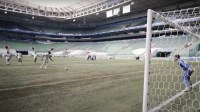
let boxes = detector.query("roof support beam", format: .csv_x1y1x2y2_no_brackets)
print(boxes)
0,0,131,20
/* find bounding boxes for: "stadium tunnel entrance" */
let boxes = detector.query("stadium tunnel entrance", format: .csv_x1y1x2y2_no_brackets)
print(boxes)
156,52,171,57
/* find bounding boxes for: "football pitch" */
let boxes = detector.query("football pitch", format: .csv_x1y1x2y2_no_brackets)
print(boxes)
1,57,200,112
0,57,144,112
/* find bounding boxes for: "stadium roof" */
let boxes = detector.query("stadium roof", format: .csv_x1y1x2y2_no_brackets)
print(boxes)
0,0,198,25
23,0,107,9
1,0,130,20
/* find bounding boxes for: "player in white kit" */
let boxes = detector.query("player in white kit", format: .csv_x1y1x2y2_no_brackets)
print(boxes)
33,52,38,63
5,51,11,65
16,52,23,64
40,51,53,69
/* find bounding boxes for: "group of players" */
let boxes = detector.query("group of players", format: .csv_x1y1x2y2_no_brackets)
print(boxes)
1,50,53,69
0,47,195,92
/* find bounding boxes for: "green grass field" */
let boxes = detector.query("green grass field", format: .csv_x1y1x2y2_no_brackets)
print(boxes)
1,57,200,112
0,57,144,112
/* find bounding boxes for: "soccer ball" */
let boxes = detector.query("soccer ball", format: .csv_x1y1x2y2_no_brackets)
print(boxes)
65,67,68,70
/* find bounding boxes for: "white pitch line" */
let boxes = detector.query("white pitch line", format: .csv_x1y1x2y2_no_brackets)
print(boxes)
0,71,144,92
0,64,66,68
149,80,200,112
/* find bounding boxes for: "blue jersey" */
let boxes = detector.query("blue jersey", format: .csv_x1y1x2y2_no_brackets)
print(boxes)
178,59,191,71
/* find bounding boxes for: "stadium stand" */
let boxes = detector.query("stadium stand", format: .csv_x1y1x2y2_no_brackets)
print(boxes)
1,34,198,59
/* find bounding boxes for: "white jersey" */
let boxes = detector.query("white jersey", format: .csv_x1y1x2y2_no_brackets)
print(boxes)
17,53,22,59
33,53,38,59
5,53,11,60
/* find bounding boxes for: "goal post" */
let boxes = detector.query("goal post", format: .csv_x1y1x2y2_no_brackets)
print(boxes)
143,9,153,112
143,7,200,112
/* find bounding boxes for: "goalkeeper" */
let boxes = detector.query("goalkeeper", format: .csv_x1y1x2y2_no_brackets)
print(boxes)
174,55,194,92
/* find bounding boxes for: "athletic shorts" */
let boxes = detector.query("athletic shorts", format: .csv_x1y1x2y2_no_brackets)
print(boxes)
183,70,193,81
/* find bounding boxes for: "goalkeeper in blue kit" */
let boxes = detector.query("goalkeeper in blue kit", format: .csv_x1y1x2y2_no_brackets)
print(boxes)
174,55,194,92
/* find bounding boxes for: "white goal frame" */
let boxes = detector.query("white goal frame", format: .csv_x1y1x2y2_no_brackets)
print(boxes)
143,8,200,112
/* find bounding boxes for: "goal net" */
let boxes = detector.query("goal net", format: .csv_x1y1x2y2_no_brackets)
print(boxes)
143,7,200,112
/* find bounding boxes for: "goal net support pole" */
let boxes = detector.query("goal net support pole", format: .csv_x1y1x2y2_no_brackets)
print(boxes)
153,10,200,40
152,10,200,55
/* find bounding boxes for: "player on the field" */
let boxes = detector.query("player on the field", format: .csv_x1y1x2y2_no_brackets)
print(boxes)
33,52,38,63
16,52,23,64
5,51,11,65
40,51,53,69
174,55,194,92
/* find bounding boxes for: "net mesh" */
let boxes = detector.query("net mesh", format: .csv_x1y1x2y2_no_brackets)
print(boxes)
147,7,200,112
